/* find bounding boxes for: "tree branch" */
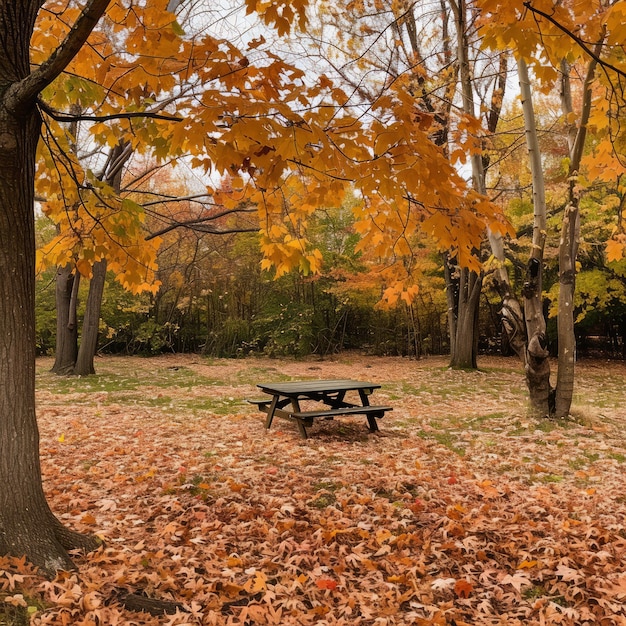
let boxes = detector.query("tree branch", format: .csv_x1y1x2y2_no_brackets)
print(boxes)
523,1,626,79
37,100,182,124
6,0,112,113
146,221,259,240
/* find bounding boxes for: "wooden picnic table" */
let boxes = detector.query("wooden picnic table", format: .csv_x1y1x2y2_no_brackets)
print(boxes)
250,379,392,438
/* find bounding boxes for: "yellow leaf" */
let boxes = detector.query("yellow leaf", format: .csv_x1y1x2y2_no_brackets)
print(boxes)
606,238,624,263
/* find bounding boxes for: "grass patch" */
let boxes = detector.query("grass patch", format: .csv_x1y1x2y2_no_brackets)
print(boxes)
37,366,219,395
416,430,466,456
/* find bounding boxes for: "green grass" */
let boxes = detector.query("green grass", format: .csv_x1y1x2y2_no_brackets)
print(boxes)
37,365,220,394
416,430,466,456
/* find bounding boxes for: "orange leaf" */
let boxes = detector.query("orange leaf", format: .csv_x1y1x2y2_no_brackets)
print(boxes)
316,578,338,590
454,579,473,598
80,513,97,525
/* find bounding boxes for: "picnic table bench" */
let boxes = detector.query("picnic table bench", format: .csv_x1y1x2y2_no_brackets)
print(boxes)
248,379,392,438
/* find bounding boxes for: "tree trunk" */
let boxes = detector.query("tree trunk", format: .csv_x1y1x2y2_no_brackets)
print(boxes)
53,141,129,376
552,54,598,417
74,259,107,376
0,95,98,576
0,0,108,574
449,267,481,369
51,264,79,374
555,204,578,416
445,0,490,369
516,58,553,416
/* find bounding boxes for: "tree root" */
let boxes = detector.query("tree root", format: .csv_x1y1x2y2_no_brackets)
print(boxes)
112,588,186,616
51,516,102,554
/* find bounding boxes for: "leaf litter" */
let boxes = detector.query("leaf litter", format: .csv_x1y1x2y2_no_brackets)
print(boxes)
4,354,626,625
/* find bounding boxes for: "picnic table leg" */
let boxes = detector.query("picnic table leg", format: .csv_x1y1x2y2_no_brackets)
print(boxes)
358,388,379,432
290,398,309,439
265,396,279,429
366,414,379,432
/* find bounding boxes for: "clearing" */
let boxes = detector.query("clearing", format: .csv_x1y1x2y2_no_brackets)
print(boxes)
3,353,626,625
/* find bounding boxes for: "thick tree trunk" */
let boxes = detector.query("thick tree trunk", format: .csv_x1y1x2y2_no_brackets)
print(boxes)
0,0,108,574
51,264,79,374
74,259,107,375
0,103,98,575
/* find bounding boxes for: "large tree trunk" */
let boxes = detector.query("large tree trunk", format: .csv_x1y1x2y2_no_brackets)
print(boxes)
0,0,108,574
74,259,107,375
51,264,79,374
0,94,97,576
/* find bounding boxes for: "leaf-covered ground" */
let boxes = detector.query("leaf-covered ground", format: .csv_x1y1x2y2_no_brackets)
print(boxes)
3,354,626,625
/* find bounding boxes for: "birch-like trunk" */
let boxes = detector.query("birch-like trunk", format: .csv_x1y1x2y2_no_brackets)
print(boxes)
517,58,552,415
554,54,599,416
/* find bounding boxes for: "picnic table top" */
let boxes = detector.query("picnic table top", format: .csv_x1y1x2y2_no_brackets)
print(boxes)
257,379,381,396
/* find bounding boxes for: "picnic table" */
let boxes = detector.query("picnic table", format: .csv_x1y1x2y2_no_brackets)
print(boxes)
249,379,392,438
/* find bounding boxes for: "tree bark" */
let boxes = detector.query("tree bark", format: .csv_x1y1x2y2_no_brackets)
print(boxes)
0,94,98,576
555,204,578,416
517,58,552,416
553,53,599,417
449,267,481,369
0,0,109,574
74,259,107,375
51,264,79,374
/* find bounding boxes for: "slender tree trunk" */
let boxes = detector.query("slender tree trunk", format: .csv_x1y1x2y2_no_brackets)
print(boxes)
517,58,553,416
74,259,107,375
444,253,457,358
553,53,599,416
51,264,79,374
449,267,481,369
445,0,486,369
53,141,129,376
555,204,578,415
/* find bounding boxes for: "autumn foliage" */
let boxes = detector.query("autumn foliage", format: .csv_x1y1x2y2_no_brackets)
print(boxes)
33,0,515,308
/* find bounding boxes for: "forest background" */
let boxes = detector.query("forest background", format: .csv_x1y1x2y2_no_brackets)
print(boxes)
33,0,626,365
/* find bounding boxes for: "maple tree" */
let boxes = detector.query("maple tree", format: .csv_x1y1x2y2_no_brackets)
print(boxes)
1,0,507,576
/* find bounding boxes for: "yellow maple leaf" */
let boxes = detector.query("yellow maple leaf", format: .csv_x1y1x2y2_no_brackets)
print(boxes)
606,238,625,263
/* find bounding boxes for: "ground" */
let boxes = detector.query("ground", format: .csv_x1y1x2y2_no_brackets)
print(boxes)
3,353,626,625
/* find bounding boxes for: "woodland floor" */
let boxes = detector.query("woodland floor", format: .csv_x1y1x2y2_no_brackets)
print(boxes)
2,353,626,625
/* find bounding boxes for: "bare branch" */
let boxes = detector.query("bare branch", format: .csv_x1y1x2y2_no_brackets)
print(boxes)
37,100,182,124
